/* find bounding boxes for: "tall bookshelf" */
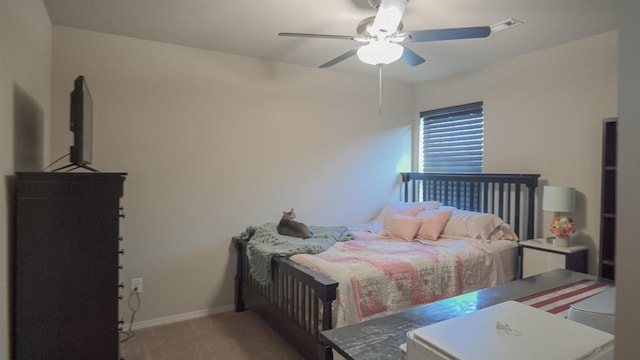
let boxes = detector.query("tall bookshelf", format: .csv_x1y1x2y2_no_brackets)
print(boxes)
599,118,617,280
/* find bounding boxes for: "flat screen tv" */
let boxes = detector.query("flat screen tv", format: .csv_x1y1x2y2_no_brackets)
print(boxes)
69,75,97,171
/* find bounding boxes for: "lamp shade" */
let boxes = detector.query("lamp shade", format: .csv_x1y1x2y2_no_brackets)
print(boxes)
542,186,576,212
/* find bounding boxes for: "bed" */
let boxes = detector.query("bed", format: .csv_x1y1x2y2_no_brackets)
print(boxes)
233,172,540,360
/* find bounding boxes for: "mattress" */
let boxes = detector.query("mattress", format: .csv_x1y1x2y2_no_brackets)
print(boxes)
290,230,519,327
427,237,519,281
490,239,519,281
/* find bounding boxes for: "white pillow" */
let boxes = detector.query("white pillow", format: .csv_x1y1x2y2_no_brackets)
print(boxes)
415,209,453,241
373,200,442,224
382,215,423,242
488,222,519,241
441,209,504,240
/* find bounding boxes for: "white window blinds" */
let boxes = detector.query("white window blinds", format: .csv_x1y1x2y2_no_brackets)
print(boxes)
419,102,484,173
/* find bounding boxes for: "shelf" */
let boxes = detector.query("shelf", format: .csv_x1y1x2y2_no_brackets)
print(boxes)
599,117,617,281
520,240,588,253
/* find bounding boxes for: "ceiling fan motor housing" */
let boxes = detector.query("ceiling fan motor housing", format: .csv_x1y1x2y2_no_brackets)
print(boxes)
357,16,403,38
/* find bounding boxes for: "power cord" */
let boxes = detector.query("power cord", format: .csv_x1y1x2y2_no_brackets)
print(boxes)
119,287,141,343
42,153,70,171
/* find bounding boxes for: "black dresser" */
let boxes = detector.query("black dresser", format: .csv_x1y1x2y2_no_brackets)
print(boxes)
13,172,126,360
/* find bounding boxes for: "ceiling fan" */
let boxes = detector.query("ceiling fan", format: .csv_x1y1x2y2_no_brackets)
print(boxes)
279,0,492,68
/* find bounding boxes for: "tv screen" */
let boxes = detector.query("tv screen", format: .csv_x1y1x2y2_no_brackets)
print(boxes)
69,75,93,166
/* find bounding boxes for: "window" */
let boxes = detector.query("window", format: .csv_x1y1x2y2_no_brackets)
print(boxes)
419,102,484,173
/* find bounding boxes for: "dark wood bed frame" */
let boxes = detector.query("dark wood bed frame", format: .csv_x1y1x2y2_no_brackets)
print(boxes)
234,172,540,360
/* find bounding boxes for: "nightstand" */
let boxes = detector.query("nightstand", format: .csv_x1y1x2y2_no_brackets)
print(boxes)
520,239,588,277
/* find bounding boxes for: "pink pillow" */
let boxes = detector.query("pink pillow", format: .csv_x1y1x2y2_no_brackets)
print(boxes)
382,215,423,242
415,209,453,240
441,209,504,239
374,201,442,224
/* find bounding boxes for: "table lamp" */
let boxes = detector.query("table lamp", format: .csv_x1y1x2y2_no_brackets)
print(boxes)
542,186,576,247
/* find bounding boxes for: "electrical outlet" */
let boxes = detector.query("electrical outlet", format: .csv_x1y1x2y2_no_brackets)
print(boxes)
131,278,143,293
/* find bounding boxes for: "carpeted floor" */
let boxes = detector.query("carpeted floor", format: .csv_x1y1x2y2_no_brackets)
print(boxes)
119,310,306,360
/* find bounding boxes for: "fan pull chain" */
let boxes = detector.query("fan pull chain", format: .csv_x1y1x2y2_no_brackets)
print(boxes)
378,64,383,115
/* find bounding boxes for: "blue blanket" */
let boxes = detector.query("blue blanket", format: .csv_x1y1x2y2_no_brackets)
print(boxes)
241,222,353,285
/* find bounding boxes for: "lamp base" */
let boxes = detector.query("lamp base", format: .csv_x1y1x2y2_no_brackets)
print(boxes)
554,235,571,247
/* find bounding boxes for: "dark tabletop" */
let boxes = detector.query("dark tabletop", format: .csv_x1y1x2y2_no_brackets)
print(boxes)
321,269,611,360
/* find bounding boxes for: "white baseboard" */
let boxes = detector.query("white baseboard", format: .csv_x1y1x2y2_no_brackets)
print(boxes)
125,304,235,330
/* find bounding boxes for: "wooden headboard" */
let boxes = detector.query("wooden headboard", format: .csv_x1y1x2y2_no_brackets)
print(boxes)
400,172,540,240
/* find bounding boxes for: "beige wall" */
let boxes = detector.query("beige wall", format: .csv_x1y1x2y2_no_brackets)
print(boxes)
50,26,415,325
0,0,52,358
49,26,620,328
413,31,618,275
615,0,640,358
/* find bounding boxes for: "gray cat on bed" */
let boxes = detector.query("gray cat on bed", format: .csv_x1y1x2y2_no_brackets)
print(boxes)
277,209,313,239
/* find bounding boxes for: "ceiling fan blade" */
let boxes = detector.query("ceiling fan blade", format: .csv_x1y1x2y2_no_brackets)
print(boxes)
319,48,359,68
371,0,408,35
404,26,491,42
399,46,425,66
279,32,361,41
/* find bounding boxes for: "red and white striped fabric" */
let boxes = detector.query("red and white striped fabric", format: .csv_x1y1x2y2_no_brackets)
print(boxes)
516,280,612,318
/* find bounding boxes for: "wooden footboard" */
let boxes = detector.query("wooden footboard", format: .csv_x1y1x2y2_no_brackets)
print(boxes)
234,237,338,360
234,172,539,360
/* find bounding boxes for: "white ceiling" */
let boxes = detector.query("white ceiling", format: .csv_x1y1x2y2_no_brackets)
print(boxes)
43,0,617,84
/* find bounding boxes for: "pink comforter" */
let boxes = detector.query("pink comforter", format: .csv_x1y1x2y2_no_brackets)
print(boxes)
290,230,508,327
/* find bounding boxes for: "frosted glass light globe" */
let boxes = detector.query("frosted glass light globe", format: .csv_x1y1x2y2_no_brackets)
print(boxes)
357,41,404,65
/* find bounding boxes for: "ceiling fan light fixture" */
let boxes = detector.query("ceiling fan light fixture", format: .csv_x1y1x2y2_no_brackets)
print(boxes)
357,41,404,65
280,0,495,70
